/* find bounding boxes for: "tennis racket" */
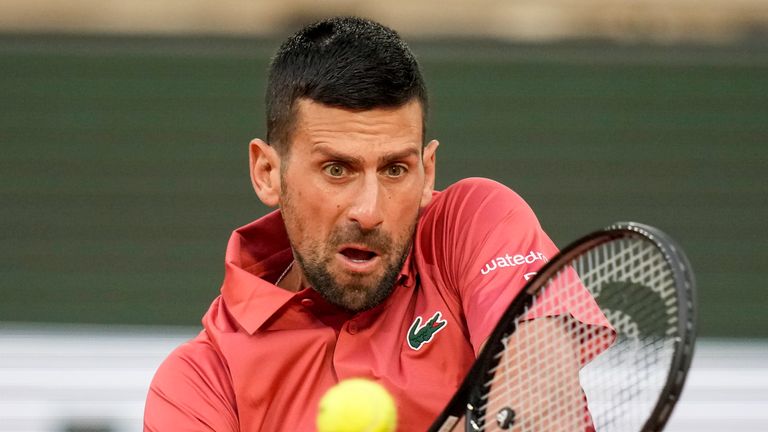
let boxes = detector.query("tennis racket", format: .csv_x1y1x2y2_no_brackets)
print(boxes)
429,222,697,432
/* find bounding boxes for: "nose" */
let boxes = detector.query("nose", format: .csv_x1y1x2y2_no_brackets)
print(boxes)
347,175,384,231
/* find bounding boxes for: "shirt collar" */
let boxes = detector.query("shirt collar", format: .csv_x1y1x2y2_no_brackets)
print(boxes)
220,210,418,335
221,211,295,334
396,244,417,289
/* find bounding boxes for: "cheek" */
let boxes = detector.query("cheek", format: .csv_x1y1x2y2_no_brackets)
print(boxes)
283,188,341,241
386,193,422,232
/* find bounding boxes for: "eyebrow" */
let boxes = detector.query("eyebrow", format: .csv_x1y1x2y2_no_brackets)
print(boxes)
312,145,364,166
379,148,421,165
312,145,421,166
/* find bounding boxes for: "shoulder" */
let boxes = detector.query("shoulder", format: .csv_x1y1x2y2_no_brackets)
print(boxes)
145,331,238,431
434,177,530,210
414,177,546,282
440,177,518,196
153,332,228,381
422,177,538,229
149,329,234,400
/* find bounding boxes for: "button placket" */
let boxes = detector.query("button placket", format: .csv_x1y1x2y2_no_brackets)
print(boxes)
346,320,358,334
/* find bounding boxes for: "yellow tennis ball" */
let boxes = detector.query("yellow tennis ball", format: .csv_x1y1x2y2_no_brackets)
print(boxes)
317,378,397,432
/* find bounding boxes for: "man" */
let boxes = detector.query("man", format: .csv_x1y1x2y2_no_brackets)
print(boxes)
144,17,609,431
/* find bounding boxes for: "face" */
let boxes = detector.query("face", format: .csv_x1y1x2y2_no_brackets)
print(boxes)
266,99,437,312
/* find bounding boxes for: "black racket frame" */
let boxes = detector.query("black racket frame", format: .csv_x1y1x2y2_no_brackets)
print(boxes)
428,222,697,432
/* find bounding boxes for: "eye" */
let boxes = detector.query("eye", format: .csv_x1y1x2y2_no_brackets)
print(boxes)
323,163,346,177
384,165,407,178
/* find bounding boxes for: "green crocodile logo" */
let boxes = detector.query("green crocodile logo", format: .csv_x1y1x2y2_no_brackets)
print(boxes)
407,311,448,350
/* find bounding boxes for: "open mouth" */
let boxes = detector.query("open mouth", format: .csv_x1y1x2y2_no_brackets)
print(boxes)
340,247,378,263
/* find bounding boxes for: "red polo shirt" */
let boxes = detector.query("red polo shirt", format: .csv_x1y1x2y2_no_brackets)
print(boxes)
144,178,609,431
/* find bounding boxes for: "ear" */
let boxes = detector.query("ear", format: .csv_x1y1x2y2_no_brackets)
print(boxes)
249,138,281,207
420,139,439,208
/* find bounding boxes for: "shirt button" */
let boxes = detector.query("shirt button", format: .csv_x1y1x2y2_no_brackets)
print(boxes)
347,321,358,334
300,298,314,308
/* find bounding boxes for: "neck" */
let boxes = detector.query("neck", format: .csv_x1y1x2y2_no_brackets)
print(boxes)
276,260,305,292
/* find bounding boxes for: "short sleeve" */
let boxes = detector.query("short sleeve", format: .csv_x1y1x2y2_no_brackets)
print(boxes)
144,334,238,432
421,178,610,357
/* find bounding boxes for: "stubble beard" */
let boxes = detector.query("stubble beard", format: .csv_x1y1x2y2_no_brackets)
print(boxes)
294,223,414,313
280,182,415,312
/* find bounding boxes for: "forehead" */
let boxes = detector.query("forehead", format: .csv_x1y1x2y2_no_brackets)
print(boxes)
288,99,424,154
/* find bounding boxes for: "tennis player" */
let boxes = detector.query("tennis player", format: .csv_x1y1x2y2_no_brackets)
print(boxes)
144,16,610,431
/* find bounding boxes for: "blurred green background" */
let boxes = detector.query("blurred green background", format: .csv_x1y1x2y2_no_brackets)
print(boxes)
1,34,766,338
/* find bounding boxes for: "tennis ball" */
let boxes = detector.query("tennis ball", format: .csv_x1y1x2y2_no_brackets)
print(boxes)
317,378,397,432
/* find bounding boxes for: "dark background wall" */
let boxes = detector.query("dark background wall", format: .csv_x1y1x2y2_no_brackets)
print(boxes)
1,35,766,337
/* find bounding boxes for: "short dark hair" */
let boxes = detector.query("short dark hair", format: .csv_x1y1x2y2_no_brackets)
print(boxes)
266,17,428,153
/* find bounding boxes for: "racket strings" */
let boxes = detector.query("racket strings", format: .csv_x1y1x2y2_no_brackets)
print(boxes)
473,237,679,431
480,314,589,431
575,241,678,431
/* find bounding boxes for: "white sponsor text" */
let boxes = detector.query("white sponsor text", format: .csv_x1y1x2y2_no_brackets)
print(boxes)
480,251,548,275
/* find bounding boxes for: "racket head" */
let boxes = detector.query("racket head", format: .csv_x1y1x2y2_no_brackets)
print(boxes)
605,222,697,431
428,222,697,432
